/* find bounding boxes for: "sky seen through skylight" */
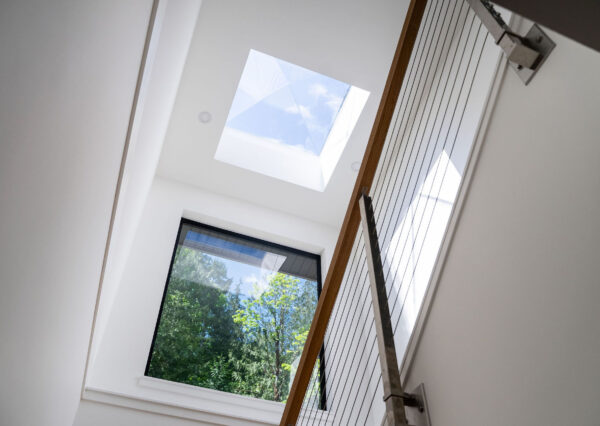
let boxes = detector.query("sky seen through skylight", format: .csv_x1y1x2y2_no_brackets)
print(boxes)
226,49,351,156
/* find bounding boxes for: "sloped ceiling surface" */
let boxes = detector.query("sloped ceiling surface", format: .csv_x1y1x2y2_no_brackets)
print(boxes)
157,0,408,227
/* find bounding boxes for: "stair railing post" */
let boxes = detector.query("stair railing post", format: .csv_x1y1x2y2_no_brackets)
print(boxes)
359,192,409,426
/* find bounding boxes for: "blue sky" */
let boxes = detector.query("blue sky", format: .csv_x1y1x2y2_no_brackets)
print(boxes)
209,254,268,297
203,253,318,300
175,230,318,299
226,49,350,156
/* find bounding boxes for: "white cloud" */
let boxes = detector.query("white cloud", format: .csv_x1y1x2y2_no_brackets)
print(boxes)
309,83,345,113
309,83,328,98
284,104,314,120
304,121,328,134
242,274,259,285
284,104,299,114
242,273,270,297
325,95,344,113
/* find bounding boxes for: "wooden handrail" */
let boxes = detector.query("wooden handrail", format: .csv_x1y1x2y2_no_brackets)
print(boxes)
280,0,428,424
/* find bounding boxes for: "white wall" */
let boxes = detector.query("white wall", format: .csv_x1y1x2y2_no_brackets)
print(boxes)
405,26,600,426
74,400,212,426
0,1,152,425
91,0,202,371
84,176,338,424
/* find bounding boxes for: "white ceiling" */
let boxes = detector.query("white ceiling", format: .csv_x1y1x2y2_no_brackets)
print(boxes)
157,0,408,227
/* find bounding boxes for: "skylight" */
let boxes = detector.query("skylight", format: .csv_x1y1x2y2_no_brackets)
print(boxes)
215,49,369,191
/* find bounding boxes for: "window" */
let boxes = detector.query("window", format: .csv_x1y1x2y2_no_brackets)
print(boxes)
145,219,324,404
215,49,369,191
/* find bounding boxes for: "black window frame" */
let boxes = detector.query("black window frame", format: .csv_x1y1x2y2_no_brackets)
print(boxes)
144,218,327,409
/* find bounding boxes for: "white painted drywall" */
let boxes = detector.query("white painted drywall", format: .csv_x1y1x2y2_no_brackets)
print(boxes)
84,176,338,424
157,0,408,227
90,0,202,372
74,399,213,426
405,25,600,426
0,1,152,425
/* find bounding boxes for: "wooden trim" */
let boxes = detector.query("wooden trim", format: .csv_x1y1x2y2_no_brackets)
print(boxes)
280,0,428,424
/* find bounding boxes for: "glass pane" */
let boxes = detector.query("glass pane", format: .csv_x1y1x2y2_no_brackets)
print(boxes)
146,220,321,403
226,49,350,156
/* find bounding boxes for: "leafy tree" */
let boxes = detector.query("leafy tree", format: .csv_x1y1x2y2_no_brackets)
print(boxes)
233,273,317,401
147,247,244,392
147,246,318,403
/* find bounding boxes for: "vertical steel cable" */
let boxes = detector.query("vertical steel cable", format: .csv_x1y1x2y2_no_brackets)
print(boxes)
312,2,445,424
363,21,489,425
333,3,461,425
360,11,482,422
299,236,364,424
340,4,470,425
296,1,493,424
297,2,441,424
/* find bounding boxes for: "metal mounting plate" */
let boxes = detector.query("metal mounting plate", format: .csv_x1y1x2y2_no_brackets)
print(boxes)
405,383,431,426
509,24,555,85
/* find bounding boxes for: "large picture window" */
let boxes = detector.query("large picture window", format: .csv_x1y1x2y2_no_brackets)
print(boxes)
145,219,323,404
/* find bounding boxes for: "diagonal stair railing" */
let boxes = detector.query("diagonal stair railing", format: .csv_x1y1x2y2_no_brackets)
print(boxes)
280,1,429,424
280,0,535,423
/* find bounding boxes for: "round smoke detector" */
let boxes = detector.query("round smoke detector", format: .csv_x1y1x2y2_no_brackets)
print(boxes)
198,111,212,123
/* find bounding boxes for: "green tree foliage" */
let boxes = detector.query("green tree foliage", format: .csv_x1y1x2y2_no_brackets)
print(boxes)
233,273,317,401
146,247,244,392
147,246,318,402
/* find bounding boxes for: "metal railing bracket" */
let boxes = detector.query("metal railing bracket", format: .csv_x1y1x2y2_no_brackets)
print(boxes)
467,0,555,84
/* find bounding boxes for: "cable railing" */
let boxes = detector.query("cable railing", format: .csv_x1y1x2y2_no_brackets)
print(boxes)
281,0,508,424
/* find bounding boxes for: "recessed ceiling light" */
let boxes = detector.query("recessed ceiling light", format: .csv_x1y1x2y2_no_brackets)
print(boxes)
198,111,212,123
351,161,361,172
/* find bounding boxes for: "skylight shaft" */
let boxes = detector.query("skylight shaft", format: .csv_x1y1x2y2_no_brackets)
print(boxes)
216,49,369,191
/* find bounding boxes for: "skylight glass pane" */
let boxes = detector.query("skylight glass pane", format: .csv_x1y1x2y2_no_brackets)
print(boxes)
226,49,350,155
216,49,369,191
